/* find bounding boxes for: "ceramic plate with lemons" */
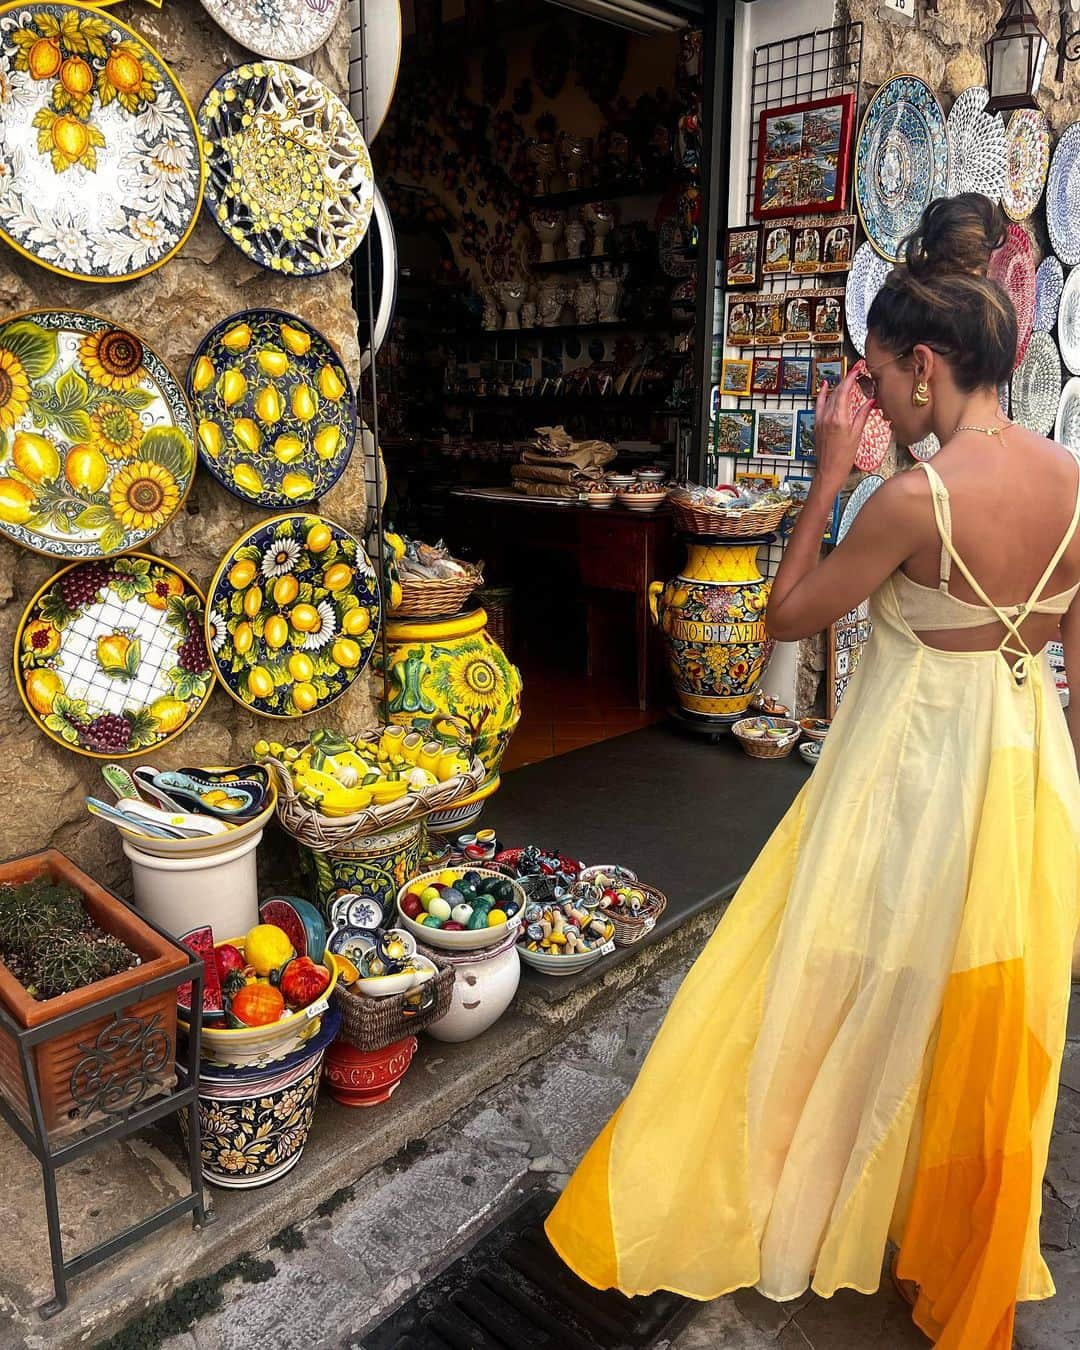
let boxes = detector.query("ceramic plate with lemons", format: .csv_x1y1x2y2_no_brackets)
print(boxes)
16,554,212,757
0,310,195,558
188,310,355,509
208,513,380,719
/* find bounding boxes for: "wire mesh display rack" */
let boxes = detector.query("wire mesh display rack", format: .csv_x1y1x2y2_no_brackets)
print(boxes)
713,22,863,581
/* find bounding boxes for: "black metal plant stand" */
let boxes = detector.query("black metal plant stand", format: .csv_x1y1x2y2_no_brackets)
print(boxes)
0,936,213,1318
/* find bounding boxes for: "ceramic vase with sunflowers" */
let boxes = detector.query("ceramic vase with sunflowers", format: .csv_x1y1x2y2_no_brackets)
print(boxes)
649,537,773,725
379,609,522,812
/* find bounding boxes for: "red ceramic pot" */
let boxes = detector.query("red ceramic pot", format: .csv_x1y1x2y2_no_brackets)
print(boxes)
322,1034,418,1107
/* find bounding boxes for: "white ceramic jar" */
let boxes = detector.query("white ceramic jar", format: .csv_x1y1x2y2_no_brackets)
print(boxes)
424,929,520,1042
123,831,261,938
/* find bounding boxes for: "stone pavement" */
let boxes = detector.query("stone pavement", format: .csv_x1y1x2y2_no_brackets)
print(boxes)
148,960,1080,1350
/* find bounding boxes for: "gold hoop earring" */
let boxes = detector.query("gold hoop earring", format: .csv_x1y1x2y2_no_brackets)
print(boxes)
912,382,930,408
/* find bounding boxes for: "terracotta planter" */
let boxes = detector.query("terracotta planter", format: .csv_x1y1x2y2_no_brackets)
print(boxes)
0,849,188,1133
322,1033,418,1106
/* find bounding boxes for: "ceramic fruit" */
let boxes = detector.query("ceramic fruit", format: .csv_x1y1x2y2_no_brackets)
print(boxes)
396,867,526,951
649,537,773,726
208,514,380,718
0,312,196,558
259,894,327,963
276,955,332,1007
16,555,213,758
379,607,522,786
424,929,520,1043
187,310,355,508
322,1033,418,1106
176,925,225,1021
229,981,285,1027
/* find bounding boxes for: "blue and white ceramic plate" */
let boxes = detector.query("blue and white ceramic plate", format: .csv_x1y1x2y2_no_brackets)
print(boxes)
1048,122,1080,267
1034,256,1064,333
855,74,948,263
198,61,374,276
187,310,356,509
844,243,892,358
837,474,884,543
1058,267,1080,377
200,0,345,61
946,87,1006,200
1011,331,1062,436
1055,376,1080,452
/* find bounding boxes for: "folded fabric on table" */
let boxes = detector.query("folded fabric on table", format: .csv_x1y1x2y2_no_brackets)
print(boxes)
509,474,580,500
512,463,599,486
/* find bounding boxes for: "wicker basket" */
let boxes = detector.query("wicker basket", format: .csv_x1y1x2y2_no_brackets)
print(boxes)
603,881,668,948
331,956,454,1053
390,568,483,619
732,716,801,759
494,847,582,904
670,497,790,538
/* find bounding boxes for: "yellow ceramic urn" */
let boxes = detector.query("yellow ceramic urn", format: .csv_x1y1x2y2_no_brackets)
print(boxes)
379,607,523,786
649,538,772,724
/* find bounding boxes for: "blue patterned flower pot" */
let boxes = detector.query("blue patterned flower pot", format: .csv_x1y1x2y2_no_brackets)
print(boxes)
304,818,425,920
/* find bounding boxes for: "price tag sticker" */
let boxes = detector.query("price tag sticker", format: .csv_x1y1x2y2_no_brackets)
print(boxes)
305,998,330,1021
600,940,616,956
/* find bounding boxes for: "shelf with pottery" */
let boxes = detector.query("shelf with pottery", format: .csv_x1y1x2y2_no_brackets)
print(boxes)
449,317,678,343
527,178,670,210
527,251,653,274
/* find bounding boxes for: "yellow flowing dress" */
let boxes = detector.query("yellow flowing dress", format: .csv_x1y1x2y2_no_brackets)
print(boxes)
546,459,1080,1349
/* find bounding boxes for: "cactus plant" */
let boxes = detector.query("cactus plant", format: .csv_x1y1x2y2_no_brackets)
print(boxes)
0,878,135,998
33,934,132,1000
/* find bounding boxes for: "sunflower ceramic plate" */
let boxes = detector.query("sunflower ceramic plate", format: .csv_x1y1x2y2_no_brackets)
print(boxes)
348,0,401,143
1034,256,1064,333
1002,108,1050,222
198,60,374,277
0,2,202,282
207,513,380,719
188,310,354,509
1010,331,1061,436
0,311,195,558
1048,122,1080,267
200,0,345,61
16,554,212,758
855,74,948,263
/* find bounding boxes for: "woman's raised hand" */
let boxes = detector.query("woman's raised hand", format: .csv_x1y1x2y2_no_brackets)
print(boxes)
813,368,875,491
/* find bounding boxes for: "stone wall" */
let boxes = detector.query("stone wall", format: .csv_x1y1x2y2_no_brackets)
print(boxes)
0,1,377,892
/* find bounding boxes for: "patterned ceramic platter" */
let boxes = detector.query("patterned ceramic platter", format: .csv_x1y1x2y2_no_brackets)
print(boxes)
855,74,948,262
0,311,195,558
1055,376,1080,452
188,310,354,509
16,554,212,758
837,474,884,543
200,0,346,61
0,2,202,282
1011,331,1062,436
198,60,374,276
844,242,893,358
356,186,397,374
1047,122,1080,267
348,0,401,143
207,513,380,719
988,224,1035,368
1002,109,1050,222
849,360,893,471
946,86,1006,200
1057,265,1080,376
1034,256,1064,333
908,432,939,461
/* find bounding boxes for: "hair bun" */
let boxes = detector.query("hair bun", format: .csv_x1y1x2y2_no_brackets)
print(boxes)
903,193,1007,281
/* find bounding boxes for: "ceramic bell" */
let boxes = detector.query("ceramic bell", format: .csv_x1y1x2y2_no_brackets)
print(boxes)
498,280,527,330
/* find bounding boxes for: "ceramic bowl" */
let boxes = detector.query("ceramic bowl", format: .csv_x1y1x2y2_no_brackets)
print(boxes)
114,786,277,858
323,1033,419,1107
585,492,617,508
395,868,526,951
635,468,666,483
798,717,831,743
800,741,822,766
607,474,636,489
356,968,416,997
616,489,668,512
517,944,611,977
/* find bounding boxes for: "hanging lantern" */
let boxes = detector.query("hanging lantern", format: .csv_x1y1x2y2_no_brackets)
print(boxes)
984,0,1050,112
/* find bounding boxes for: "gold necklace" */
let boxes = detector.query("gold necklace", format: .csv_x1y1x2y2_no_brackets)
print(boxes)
954,421,1009,438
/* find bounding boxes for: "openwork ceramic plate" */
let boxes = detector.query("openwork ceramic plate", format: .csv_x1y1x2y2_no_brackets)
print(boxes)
348,0,401,142
0,2,203,282
844,243,892,357
207,513,380,719
837,474,884,543
1055,376,1080,452
1047,121,1080,267
1034,256,1064,333
1011,331,1062,436
16,554,211,758
988,223,1035,368
198,60,374,276
855,74,948,262
355,186,397,373
850,360,892,471
200,0,346,60
187,309,355,509
0,310,195,559
1057,265,1080,376
908,432,939,461
946,86,1006,200
1002,108,1050,222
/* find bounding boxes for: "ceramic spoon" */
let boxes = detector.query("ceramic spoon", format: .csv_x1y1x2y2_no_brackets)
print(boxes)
132,765,188,813
101,763,141,803
151,771,255,819
85,797,188,840
113,797,231,838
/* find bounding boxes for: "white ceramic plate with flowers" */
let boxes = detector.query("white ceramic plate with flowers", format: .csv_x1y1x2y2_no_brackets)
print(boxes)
200,0,346,61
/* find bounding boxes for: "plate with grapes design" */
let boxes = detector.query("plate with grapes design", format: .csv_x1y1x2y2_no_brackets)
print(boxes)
208,513,380,719
188,310,354,509
0,310,195,559
16,554,212,758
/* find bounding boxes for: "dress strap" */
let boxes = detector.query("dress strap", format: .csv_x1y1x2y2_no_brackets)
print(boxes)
915,463,953,588
1020,447,1080,610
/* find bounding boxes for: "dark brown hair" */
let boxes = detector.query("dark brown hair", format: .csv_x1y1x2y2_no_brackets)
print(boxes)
866,194,1016,392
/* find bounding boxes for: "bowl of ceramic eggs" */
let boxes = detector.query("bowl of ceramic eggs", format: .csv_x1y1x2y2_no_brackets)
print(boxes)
517,895,617,975
396,867,526,951
732,715,801,760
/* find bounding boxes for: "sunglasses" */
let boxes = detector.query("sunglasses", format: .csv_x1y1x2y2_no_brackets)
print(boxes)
855,350,911,400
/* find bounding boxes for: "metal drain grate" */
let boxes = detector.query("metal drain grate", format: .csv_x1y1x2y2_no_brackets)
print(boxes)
358,1188,697,1350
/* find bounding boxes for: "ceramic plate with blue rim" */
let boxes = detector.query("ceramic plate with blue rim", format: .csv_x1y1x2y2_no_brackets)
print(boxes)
1047,122,1080,267
844,243,892,358
1034,256,1064,333
207,512,380,720
187,310,355,509
198,60,374,276
855,74,948,262
1011,331,1062,436
200,0,345,61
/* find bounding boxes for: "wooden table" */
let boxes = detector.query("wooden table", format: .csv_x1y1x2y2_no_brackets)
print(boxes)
449,488,677,710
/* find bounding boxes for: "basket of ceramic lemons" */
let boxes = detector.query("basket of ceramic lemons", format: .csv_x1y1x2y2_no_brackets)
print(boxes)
255,723,485,849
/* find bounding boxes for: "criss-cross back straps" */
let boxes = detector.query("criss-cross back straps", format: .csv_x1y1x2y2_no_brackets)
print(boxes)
917,455,1080,685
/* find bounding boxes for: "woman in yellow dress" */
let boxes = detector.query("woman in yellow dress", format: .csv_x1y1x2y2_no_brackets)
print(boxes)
546,194,1080,1349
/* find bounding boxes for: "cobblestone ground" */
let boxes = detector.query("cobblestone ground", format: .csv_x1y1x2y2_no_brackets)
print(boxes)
163,961,1080,1350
